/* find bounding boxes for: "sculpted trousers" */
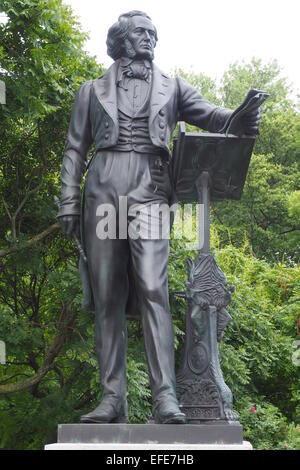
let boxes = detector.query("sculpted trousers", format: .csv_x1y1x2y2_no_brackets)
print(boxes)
83,151,176,410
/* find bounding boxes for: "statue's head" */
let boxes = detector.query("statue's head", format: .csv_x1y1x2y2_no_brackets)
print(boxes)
107,11,158,61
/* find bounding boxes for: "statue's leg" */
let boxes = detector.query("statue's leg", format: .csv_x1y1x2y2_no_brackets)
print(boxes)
87,237,129,408
129,236,176,406
125,153,185,423
82,151,130,420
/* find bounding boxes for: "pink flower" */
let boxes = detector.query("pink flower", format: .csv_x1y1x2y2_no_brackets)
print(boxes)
250,406,255,413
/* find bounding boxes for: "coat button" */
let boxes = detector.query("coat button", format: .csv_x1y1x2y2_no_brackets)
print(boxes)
105,122,109,128
159,121,165,129
159,109,165,116
105,133,109,139
160,133,165,140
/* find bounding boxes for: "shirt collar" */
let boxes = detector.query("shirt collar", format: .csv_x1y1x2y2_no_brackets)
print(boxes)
117,57,152,84
119,57,152,69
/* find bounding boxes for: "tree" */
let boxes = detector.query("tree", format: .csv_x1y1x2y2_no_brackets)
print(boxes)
0,0,106,449
217,59,299,262
221,58,293,112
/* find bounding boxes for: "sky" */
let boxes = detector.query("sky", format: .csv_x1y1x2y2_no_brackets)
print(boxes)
63,0,300,95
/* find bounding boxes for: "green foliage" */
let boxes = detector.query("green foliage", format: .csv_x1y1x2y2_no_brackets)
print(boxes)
0,0,299,451
238,400,300,450
287,191,300,218
214,59,299,262
212,154,299,262
173,67,221,105
221,58,293,112
0,0,99,119
255,109,300,166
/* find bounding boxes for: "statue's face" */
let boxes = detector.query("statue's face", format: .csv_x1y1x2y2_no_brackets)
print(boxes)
126,16,156,61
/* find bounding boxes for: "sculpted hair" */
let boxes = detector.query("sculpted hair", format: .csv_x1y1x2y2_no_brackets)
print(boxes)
106,10,158,60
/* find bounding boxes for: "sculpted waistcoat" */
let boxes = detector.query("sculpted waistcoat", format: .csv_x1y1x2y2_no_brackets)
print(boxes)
112,72,160,155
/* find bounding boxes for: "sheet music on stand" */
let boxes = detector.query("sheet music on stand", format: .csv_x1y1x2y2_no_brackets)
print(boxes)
171,89,269,203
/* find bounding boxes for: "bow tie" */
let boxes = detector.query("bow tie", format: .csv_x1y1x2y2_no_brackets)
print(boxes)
122,63,150,81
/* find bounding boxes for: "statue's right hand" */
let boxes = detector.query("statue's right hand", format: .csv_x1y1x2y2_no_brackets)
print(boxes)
58,215,80,239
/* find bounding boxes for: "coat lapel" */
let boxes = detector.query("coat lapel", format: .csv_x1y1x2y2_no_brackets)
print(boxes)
93,60,174,130
149,63,174,126
93,61,119,129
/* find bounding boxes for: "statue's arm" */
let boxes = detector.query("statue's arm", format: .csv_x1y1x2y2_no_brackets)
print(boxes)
58,81,93,218
176,77,232,133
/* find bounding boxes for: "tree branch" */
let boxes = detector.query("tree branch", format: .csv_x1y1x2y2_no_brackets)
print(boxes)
53,365,64,389
12,177,44,224
0,368,52,393
0,302,78,394
279,227,300,235
0,126,37,161
0,222,60,258
2,197,12,221
211,207,224,225
37,119,47,167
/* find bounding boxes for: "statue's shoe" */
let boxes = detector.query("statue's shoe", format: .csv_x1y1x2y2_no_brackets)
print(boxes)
80,401,127,424
153,399,187,424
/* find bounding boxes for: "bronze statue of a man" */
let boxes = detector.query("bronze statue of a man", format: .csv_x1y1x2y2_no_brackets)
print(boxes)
58,11,260,424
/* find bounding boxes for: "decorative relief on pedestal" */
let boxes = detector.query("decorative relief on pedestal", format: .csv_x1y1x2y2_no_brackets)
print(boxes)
188,342,210,375
186,253,234,341
177,379,222,421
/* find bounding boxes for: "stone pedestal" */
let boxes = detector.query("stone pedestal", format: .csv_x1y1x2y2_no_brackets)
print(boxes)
45,423,252,450
45,442,252,450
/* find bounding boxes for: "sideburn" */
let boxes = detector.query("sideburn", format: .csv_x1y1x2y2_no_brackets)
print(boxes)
123,39,136,59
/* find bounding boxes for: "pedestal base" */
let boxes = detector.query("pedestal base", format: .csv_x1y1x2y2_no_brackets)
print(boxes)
45,441,252,450
59,422,242,444
45,422,252,450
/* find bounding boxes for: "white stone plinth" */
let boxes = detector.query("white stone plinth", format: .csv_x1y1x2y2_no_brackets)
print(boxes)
45,441,253,450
